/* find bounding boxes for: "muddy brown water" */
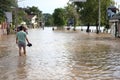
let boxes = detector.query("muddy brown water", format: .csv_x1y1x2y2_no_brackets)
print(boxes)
0,28,120,80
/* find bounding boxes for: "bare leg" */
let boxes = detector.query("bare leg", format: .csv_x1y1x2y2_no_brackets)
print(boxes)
19,47,22,56
23,46,26,56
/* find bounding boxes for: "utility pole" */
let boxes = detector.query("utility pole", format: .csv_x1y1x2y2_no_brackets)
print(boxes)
15,0,25,27
14,0,18,28
98,0,101,33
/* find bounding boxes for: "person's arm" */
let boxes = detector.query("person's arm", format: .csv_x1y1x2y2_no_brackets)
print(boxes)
25,32,30,44
25,34,30,44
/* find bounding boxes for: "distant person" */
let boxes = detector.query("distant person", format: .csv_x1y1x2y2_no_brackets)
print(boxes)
16,25,30,56
42,22,45,30
6,23,10,35
52,27,54,31
96,22,99,34
86,23,90,33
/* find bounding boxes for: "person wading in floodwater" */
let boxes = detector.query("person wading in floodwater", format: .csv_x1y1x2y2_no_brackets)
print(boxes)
16,26,30,56
86,23,90,33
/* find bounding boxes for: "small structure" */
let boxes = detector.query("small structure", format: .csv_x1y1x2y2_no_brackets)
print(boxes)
26,15,38,28
109,12,120,37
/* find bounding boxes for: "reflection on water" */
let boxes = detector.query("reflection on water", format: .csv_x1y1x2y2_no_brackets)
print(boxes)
16,57,27,79
0,28,120,80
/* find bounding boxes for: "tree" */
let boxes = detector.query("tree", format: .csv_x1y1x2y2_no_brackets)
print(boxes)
24,6,42,21
24,6,42,26
53,8,65,27
74,0,114,26
43,13,53,26
17,8,28,24
65,3,79,30
25,6,42,15
0,9,5,22
0,0,17,22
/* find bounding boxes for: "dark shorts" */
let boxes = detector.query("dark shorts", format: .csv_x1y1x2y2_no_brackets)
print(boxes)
18,41,26,48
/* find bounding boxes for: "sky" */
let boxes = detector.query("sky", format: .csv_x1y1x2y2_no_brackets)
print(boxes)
18,0,120,14
115,0,120,3
18,0,69,14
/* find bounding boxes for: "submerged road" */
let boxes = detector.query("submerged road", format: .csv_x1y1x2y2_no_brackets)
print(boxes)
0,27,120,80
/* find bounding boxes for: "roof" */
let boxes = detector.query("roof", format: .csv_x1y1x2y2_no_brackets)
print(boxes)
26,15,36,19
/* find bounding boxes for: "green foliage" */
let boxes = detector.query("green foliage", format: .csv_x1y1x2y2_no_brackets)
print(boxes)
25,6,42,15
24,6,42,24
0,9,5,22
0,0,16,11
74,0,114,25
17,9,28,24
53,8,65,27
0,0,17,22
43,13,53,26
65,3,79,26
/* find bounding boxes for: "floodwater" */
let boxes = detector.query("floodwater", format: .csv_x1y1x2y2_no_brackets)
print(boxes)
0,27,120,80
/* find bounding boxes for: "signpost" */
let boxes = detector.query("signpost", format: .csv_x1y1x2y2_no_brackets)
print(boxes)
5,12,12,23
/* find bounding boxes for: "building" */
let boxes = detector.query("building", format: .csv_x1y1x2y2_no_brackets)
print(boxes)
26,15,38,28
109,12,120,37
108,3,120,38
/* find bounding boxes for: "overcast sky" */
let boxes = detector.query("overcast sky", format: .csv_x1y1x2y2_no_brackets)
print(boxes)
115,0,120,3
18,0,69,14
18,0,120,14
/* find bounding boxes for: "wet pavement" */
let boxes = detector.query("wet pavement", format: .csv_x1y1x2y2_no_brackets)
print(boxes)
0,27,120,80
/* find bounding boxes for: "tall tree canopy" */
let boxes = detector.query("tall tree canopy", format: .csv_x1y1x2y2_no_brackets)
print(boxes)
43,13,53,26
24,6,42,23
24,6,42,15
53,8,65,27
65,3,79,26
0,0,17,22
74,0,114,25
